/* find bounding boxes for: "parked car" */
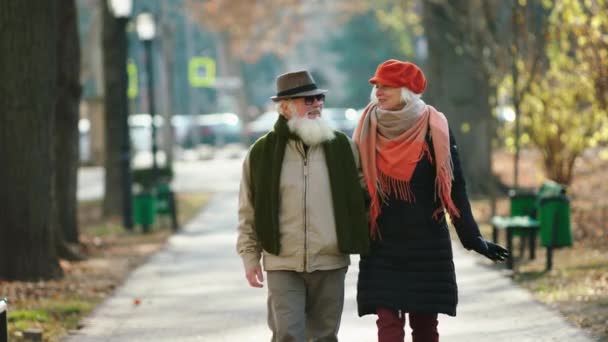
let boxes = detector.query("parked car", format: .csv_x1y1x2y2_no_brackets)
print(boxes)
176,112,244,159
244,108,361,145
244,110,279,145
191,112,243,147
129,113,199,153
170,114,195,148
323,107,360,137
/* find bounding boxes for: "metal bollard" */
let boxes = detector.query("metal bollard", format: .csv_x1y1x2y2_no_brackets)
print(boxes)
0,298,8,342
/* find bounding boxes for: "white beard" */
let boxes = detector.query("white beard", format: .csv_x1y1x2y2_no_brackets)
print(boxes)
287,114,335,146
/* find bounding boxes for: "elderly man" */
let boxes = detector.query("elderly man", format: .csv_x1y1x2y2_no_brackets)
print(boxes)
237,70,369,341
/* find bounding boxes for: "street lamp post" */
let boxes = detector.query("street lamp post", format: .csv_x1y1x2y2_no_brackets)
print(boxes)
108,0,134,230
136,11,158,178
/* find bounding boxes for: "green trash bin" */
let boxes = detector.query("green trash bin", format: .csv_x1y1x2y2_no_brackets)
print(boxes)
155,183,172,215
133,192,156,233
155,182,178,231
538,180,566,197
538,195,572,248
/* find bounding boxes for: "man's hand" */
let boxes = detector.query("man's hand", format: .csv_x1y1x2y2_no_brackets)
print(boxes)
245,265,264,288
474,237,509,262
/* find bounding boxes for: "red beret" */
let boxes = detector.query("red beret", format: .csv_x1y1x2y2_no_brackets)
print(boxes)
369,59,427,94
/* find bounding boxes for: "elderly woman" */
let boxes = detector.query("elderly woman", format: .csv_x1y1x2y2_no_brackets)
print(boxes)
353,59,508,342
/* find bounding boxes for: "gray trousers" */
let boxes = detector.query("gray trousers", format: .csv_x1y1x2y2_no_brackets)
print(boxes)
267,267,347,342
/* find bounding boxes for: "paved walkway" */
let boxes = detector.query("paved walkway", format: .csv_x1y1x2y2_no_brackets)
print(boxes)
65,191,594,341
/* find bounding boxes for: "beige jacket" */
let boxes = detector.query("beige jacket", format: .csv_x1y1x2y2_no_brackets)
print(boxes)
237,137,362,273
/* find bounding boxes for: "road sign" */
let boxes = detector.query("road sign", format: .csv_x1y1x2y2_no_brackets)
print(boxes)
127,59,138,99
189,57,216,88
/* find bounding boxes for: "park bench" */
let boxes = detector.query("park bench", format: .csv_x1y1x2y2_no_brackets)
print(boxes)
491,180,573,270
1,298,7,342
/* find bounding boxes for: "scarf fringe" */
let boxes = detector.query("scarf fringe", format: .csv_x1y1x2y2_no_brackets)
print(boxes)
370,171,416,240
432,207,444,221
435,159,461,219
369,195,381,239
379,171,415,203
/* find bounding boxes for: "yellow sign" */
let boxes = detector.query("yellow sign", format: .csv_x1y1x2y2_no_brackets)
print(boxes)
127,59,138,99
189,57,216,87
461,122,471,134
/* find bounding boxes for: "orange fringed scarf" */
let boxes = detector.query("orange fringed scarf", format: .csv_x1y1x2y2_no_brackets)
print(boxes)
353,103,461,238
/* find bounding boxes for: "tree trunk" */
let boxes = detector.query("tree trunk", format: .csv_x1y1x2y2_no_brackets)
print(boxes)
0,1,62,280
55,0,82,245
542,142,577,186
423,0,494,195
102,1,127,218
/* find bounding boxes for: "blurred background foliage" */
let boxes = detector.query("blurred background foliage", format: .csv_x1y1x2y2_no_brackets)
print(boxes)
74,0,607,188
497,0,608,184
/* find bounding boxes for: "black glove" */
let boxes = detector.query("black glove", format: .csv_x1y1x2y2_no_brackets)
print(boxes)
473,237,509,262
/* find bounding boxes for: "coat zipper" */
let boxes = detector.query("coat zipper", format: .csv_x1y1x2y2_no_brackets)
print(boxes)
303,147,309,271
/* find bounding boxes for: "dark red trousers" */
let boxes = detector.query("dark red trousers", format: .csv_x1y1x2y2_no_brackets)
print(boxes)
376,307,439,342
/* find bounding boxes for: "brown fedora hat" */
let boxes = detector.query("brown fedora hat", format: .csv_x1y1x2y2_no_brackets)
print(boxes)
270,70,327,102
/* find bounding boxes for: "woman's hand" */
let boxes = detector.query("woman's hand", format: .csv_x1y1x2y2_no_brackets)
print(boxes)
474,237,509,262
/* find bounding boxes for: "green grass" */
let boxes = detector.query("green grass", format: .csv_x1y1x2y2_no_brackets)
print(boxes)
88,223,125,237
8,299,96,341
9,309,49,323
77,199,102,211
45,299,93,317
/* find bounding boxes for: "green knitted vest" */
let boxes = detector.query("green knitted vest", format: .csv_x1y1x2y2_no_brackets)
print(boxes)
248,115,369,255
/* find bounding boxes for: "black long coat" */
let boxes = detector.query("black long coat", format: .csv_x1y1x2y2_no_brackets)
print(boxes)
357,129,483,317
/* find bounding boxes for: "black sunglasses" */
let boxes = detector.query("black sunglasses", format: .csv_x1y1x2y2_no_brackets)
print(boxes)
301,94,325,105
